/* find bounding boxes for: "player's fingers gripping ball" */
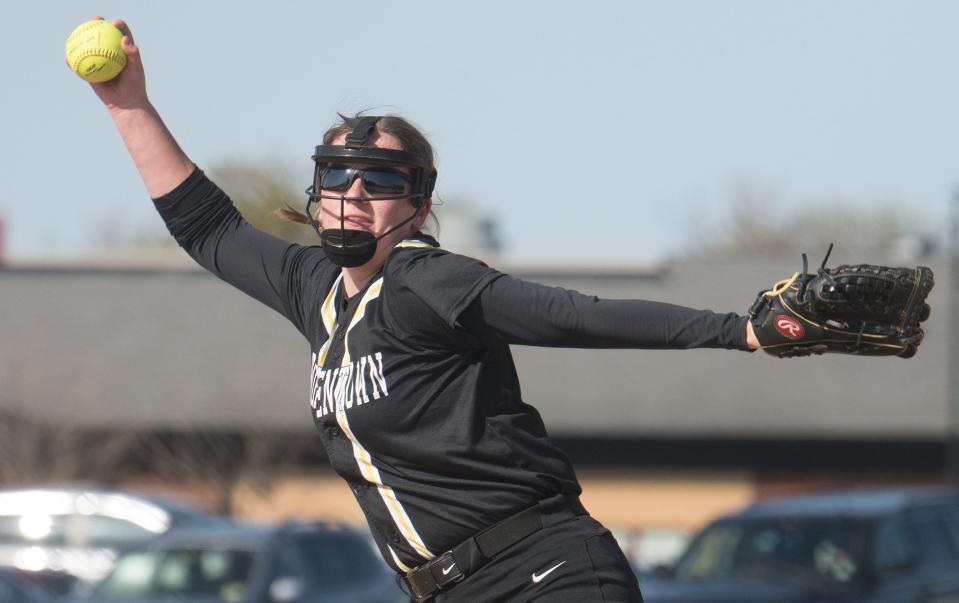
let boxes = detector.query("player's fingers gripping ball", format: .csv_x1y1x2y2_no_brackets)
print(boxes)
65,19,127,83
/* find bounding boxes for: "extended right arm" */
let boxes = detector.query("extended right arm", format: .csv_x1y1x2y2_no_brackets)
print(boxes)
79,19,324,333
87,19,194,198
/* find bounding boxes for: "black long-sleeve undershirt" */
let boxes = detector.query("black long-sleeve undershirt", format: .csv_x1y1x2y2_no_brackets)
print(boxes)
461,273,750,350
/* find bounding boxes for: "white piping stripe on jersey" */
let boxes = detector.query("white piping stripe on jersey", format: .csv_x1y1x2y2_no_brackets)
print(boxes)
341,277,383,366
316,238,427,362
338,278,386,482
388,545,412,573
334,276,435,561
313,240,438,566
316,274,343,366
395,239,436,250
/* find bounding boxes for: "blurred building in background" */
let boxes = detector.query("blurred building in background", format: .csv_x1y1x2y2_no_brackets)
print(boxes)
0,212,949,569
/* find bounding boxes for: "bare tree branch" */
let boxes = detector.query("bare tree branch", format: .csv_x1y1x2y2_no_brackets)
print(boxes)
686,187,934,259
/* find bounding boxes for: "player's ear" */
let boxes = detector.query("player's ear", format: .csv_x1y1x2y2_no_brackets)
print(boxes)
412,198,432,231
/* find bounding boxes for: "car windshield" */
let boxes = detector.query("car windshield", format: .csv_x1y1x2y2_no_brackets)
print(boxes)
0,514,162,548
672,516,869,587
0,490,176,549
90,548,257,602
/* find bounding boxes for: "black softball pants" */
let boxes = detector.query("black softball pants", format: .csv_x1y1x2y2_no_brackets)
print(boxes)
430,515,644,602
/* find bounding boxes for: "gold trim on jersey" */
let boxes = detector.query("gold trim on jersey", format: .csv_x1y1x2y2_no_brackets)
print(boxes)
337,277,434,560
316,274,343,367
341,278,383,366
315,244,438,564
395,239,436,250
388,545,412,573
335,276,434,560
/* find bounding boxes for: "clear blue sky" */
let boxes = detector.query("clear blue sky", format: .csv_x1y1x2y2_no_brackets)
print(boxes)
2,1,956,260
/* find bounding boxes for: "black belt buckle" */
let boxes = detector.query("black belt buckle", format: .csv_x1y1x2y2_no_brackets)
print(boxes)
429,551,464,588
405,551,463,601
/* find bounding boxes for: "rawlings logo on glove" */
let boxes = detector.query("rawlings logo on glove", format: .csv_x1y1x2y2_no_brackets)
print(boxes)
775,316,804,339
749,244,934,358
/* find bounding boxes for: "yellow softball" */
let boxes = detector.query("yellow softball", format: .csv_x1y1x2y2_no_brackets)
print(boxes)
65,19,127,83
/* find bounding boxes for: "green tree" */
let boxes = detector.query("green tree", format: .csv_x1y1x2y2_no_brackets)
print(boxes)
206,159,319,246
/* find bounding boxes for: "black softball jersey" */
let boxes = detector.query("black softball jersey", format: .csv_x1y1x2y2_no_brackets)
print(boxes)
153,168,750,573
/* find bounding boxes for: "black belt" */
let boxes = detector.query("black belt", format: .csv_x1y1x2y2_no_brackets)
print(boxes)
402,494,587,601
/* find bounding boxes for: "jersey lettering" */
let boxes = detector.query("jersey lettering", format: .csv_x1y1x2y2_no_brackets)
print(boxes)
368,352,389,400
355,355,370,404
334,367,347,412
323,367,337,416
309,352,322,410
342,362,355,409
312,352,391,418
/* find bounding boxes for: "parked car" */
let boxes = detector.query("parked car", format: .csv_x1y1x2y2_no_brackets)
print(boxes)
73,521,403,603
0,487,215,592
640,485,959,603
0,567,55,602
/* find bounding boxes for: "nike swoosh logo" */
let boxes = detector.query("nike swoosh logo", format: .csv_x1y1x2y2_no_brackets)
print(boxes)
442,564,456,576
531,560,567,583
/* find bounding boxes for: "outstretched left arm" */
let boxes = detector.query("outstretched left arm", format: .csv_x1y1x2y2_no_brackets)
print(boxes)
460,274,756,351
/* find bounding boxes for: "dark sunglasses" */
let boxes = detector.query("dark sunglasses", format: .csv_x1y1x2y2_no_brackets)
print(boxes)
319,165,411,196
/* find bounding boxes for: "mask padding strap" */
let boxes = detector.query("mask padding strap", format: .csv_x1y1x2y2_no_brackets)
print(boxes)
345,117,381,148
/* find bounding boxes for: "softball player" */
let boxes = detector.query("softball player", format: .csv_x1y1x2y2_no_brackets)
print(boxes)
81,19,759,602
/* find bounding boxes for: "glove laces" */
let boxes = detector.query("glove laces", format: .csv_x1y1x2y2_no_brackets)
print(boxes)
797,242,837,304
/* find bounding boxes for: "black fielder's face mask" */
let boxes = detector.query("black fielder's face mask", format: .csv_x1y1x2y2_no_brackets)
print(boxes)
304,117,436,268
